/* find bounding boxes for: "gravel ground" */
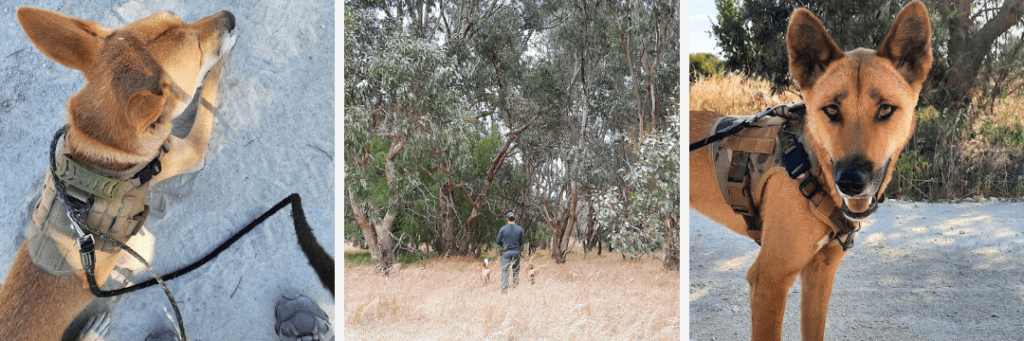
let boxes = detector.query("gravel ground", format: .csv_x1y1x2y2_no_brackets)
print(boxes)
690,199,1024,340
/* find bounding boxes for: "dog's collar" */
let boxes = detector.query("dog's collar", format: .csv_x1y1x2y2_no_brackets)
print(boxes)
56,149,164,200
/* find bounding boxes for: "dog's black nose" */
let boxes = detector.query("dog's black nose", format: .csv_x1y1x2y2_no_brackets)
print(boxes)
220,11,235,32
834,155,873,196
836,168,868,195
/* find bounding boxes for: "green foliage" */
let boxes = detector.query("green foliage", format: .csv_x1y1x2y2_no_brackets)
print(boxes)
593,114,680,260
345,0,677,260
689,53,723,83
712,0,914,91
345,250,437,266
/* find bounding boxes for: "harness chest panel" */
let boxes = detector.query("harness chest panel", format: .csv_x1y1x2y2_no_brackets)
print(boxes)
26,145,160,276
709,114,860,247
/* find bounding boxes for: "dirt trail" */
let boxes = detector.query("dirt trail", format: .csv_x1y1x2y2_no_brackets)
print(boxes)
690,200,1024,340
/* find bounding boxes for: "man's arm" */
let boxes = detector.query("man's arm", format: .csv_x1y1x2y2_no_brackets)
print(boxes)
518,226,524,247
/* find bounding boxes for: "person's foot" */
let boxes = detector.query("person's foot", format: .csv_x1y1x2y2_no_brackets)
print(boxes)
78,313,111,341
275,294,333,341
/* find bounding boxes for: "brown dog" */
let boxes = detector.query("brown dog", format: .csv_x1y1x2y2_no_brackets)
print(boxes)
0,8,236,340
478,258,491,284
690,2,931,340
526,264,536,285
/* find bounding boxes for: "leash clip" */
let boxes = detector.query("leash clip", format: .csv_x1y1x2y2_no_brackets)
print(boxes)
78,234,96,271
837,228,859,251
67,210,87,239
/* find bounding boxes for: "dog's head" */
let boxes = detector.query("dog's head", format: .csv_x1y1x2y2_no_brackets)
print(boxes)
787,1,931,220
17,8,237,167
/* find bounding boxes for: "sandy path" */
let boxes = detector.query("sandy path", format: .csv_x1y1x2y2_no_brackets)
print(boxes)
690,200,1024,340
0,1,334,340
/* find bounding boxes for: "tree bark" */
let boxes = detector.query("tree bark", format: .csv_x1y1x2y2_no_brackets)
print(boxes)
438,181,457,256
662,215,680,271
548,186,578,264
348,189,396,274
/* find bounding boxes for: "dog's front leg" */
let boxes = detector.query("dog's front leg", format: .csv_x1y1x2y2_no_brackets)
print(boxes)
748,180,833,341
151,59,226,184
746,242,806,341
799,241,847,341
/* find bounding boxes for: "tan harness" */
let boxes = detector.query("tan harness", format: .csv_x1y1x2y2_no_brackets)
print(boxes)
709,103,861,250
26,139,166,275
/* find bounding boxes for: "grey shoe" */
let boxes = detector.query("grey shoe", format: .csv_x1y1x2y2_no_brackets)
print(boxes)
275,294,333,341
143,329,177,341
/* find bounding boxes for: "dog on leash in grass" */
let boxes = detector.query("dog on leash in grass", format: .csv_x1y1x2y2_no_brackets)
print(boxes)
689,2,931,340
0,7,236,340
478,258,491,284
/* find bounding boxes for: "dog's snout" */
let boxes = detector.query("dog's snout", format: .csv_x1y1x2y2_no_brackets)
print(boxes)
220,11,235,32
834,156,873,196
836,168,868,195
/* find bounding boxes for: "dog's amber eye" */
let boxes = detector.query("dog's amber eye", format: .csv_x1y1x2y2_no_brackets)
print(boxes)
877,104,896,121
822,105,841,122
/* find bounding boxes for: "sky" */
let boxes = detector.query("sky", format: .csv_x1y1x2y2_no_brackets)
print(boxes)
689,0,720,56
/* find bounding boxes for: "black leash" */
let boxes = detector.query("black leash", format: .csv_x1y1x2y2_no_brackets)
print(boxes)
689,102,806,152
81,193,335,298
49,127,335,340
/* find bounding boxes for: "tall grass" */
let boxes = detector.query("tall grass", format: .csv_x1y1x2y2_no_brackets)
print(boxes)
689,73,802,115
690,73,1024,200
344,250,680,340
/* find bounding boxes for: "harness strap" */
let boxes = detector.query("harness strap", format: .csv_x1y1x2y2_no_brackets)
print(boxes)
56,155,126,200
709,103,861,250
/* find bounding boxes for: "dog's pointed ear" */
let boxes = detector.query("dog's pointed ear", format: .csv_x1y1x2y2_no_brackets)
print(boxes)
877,1,932,87
787,8,844,90
16,7,111,71
126,83,170,135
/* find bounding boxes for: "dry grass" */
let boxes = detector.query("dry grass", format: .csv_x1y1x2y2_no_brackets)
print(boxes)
689,73,802,116
344,250,680,340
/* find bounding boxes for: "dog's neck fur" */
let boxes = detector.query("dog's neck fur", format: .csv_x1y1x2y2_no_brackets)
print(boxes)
65,118,162,172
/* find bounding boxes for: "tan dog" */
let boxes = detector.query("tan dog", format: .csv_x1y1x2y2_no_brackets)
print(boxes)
478,258,490,284
526,264,536,285
0,7,236,340
690,2,931,340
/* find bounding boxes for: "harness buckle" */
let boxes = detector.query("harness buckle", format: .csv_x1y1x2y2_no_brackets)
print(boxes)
781,132,811,179
799,176,821,200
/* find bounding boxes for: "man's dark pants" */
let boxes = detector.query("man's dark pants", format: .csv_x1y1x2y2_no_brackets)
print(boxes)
501,250,521,293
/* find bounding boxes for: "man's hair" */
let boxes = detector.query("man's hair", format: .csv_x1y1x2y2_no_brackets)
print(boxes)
506,212,515,221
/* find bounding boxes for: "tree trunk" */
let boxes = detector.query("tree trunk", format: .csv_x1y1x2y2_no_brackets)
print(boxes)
934,0,1024,108
582,202,597,254
348,189,396,274
662,215,680,271
438,182,457,256
550,187,578,264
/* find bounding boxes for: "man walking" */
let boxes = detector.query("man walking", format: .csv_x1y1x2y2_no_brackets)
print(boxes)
496,212,524,293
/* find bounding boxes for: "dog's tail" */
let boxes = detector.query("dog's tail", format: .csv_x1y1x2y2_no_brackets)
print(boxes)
484,258,489,267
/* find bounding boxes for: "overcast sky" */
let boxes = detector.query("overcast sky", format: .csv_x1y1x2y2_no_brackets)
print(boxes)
689,0,719,56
